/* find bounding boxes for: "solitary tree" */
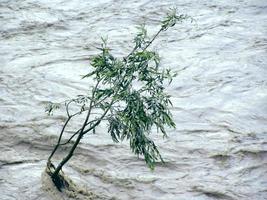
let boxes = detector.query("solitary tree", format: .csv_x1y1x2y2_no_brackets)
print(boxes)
45,9,190,190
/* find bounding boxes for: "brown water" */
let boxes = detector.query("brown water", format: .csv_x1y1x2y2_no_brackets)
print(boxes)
0,0,267,199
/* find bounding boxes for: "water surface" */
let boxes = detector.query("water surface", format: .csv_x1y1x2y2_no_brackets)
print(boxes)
0,0,267,199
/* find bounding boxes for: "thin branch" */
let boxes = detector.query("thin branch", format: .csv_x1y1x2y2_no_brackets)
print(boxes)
142,28,164,52
48,116,72,162
93,95,111,108
123,27,164,64
52,79,101,177
65,100,73,117
124,46,138,61
59,116,109,145
82,95,118,136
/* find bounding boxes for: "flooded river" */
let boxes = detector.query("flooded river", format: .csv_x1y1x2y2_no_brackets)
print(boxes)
0,0,267,199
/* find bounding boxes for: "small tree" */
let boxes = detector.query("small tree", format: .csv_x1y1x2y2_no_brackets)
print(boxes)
46,9,190,190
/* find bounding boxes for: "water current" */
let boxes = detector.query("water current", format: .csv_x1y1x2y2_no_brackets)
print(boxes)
0,0,267,199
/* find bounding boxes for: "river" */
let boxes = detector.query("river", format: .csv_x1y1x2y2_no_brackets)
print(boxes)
0,0,267,199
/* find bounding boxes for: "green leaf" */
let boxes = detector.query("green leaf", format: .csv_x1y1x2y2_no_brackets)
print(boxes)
45,102,60,116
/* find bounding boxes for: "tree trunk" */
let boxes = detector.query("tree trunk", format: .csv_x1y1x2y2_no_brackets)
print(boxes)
49,130,83,190
49,105,93,190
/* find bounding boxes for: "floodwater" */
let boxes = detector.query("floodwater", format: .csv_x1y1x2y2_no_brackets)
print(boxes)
0,0,267,199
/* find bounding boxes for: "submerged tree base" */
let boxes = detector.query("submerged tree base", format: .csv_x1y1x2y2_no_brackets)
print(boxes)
43,163,100,200
46,161,69,191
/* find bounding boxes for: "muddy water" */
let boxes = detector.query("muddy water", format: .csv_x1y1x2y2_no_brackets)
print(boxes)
0,0,267,199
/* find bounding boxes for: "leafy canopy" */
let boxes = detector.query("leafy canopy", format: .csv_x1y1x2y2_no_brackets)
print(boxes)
46,8,190,169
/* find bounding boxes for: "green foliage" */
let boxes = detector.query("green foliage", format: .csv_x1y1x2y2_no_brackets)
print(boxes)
161,8,190,30
45,102,60,116
47,9,191,170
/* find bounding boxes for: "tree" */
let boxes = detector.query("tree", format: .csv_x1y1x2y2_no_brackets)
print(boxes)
45,8,190,191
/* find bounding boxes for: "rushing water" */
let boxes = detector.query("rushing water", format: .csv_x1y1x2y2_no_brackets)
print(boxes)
0,0,267,199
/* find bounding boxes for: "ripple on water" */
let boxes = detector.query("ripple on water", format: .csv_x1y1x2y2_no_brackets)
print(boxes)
0,0,267,199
